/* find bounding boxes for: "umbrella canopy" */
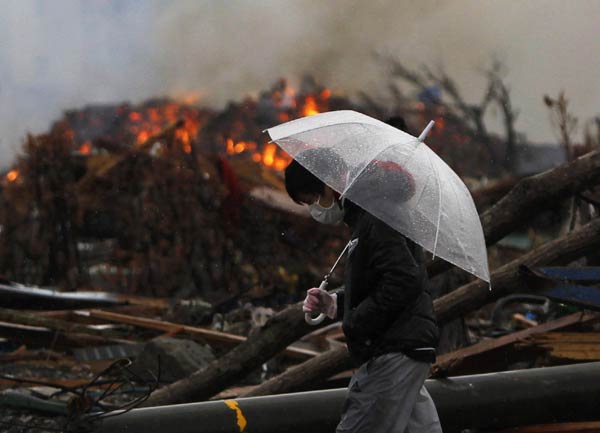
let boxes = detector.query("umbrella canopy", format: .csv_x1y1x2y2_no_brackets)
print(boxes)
267,110,490,283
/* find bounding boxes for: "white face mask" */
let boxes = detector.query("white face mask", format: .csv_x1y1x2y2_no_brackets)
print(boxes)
309,196,344,225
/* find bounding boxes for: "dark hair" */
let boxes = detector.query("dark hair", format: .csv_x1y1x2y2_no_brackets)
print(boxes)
284,147,347,204
284,159,325,204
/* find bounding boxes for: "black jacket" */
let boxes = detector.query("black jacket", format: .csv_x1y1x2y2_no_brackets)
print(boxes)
336,202,439,366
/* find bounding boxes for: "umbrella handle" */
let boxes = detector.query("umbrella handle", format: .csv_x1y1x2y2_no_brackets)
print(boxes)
304,279,329,325
304,312,326,325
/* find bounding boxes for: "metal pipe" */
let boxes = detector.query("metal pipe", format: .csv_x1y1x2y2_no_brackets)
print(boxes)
91,362,600,433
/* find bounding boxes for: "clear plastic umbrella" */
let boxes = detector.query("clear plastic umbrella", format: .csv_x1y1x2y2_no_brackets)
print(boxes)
267,110,490,288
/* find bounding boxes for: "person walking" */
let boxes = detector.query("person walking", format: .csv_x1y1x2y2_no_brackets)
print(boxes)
284,120,443,432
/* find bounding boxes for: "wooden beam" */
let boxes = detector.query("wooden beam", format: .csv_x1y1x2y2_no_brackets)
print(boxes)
77,309,319,359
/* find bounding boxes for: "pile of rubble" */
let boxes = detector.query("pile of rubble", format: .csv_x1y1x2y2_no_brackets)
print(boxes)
0,77,599,432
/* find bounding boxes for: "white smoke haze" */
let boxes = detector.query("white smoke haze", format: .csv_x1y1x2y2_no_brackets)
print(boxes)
1,0,599,168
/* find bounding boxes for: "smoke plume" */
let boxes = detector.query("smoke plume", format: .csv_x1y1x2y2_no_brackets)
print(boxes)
1,0,599,168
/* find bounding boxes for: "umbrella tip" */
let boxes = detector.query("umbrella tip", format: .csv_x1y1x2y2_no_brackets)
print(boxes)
417,120,435,142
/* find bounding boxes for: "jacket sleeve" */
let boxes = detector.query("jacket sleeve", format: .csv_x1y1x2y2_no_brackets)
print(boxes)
350,218,422,337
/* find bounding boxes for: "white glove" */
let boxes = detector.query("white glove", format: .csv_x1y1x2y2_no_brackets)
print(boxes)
303,287,337,319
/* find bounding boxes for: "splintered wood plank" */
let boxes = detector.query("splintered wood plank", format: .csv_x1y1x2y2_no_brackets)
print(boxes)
433,312,598,374
518,332,600,360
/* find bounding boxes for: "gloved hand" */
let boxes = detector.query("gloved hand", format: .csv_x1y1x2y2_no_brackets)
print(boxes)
303,287,337,319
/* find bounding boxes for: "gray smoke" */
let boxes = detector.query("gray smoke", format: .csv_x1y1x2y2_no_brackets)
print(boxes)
1,0,599,169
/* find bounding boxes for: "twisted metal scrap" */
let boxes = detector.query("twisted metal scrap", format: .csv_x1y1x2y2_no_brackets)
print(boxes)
0,357,161,433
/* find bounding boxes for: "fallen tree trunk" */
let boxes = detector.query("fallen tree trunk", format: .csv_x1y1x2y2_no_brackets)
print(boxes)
244,218,600,397
240,346,353,398
429,149,600,277
141,303,324,407
481,149,600,245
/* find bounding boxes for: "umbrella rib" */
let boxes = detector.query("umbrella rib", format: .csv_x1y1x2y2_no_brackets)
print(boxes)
449,174,490,282
423,145,443,259
447,171,472,272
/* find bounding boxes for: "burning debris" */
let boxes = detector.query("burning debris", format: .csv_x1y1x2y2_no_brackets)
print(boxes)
0,75,599,432
0,77,353,299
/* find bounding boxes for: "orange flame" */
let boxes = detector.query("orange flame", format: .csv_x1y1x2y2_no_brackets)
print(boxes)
175,129,192,153
74,87,309,173
129,112,142,122
148,108,161,123
262,143,277,167
234,142,246,154
6,169,19,182
226,138,235,155
226,139,258,156
273,158,287,171
79,141,92,155
302,96,320,116
137,131,150,144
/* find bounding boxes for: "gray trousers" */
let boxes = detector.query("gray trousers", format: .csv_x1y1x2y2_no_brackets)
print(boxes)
336,353,442,433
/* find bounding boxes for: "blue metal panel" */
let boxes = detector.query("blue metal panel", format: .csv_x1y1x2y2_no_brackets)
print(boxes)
537,267,600,282
537,283,600,311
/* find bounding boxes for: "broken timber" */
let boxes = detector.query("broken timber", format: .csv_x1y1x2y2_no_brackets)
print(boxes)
432,311,599,376
75,309,319,359
516,331,600,361
91,362,600,433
